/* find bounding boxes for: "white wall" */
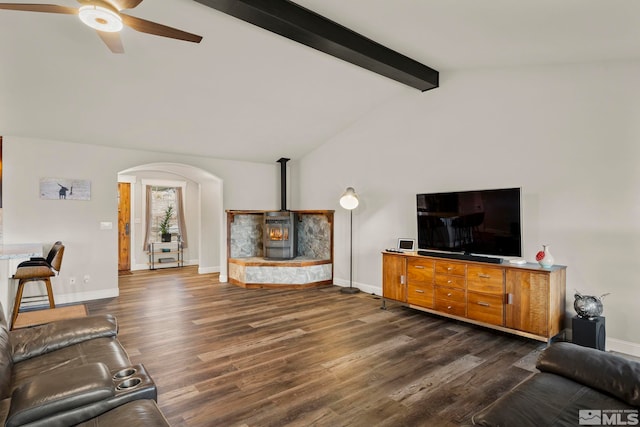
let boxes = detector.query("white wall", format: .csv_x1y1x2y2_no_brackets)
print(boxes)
3,137,281,303
293,60,640,352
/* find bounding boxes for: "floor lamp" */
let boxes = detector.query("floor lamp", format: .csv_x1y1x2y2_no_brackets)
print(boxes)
339,187,360,294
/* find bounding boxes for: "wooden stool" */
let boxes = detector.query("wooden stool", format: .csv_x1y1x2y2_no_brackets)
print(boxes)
10,242,64,330
11,265,56,330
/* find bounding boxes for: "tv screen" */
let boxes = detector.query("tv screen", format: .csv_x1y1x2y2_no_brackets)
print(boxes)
417,187,522,257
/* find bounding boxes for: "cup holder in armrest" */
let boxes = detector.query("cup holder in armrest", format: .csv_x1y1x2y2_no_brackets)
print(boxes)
109,364,157,405
116,377,142,391
113,368,137,380
11,363,160,426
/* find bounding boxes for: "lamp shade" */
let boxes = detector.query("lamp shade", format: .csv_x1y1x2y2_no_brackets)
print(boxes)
339,187,359,210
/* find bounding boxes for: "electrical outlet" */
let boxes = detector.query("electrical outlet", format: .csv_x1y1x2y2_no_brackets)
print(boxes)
69,277,76,285
83,275,90,284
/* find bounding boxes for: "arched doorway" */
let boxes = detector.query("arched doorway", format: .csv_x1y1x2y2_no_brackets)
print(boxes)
117,162,226,281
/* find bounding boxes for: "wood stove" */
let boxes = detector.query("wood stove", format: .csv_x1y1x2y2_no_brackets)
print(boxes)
263,158,298,260
264,211,297,260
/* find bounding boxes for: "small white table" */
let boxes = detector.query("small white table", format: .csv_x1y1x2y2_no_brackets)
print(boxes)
0,244,43,321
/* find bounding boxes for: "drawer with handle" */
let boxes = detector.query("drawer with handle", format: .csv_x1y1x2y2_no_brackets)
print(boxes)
408,283,434,308
467,266,505,294
434,274,466,289
434,298,466,317
435,285,466,303
407,258,435,284
467,292,504,326
435,261,466,276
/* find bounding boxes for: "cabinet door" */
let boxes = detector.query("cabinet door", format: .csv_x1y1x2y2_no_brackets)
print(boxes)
505,270,549,336
382,254,406,302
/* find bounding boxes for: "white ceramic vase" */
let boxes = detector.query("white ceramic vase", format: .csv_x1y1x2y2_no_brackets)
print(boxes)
537,244,554,268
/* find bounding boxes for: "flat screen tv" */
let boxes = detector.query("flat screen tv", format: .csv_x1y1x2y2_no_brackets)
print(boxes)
416,187,522,258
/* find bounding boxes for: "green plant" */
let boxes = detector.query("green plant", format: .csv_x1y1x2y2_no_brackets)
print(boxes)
159,205,174,235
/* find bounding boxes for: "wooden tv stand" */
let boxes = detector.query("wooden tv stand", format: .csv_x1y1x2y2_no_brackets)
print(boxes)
382,251,567,342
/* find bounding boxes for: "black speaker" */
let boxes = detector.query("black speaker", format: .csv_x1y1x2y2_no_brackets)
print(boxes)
572,316,606,351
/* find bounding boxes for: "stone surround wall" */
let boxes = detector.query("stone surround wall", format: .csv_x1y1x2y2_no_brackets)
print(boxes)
229,214,263,258
297,214,331,259
229,211,331,260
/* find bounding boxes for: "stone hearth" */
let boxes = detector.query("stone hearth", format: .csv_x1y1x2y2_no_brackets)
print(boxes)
226,210,333,289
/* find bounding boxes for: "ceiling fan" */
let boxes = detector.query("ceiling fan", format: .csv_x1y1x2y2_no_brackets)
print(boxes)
0,0,203,53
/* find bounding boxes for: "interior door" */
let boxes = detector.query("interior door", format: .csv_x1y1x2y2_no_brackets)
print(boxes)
118,182,131,272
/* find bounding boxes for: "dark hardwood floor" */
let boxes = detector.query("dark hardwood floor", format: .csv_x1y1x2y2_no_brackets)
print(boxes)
86,266,543,426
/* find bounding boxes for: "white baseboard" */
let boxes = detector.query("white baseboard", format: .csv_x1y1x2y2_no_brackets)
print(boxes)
607,338,640,358
131,259,201,271
54,288,120,305
198,266,220,274
333,278,380,296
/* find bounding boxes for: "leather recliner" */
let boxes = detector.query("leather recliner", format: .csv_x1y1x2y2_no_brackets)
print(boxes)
0,301,169,426
472,342,640,427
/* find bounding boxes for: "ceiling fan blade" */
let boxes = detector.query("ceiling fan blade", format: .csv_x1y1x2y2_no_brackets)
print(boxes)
121,14,202,43
97,30,124,53
0,3,77,14
107,0,144,10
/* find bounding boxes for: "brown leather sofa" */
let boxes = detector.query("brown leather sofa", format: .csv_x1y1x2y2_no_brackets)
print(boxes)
472,342,640,427
0,304,169,426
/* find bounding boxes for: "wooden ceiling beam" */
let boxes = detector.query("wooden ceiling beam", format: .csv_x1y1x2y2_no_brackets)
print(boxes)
194,0,439,91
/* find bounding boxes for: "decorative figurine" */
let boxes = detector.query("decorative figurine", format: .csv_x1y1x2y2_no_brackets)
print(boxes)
574,291,610,319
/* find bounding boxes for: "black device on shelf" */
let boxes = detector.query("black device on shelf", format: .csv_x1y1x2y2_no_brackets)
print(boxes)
416,187,521,262
416,250,503,264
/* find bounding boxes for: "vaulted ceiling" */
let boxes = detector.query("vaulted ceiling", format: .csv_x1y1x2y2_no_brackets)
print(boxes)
1,0,639,163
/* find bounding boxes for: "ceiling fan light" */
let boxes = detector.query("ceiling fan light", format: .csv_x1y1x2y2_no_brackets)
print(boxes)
78,5,123,33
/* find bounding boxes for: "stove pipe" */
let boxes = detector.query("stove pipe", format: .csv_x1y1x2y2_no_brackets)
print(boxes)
277,157,289,211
